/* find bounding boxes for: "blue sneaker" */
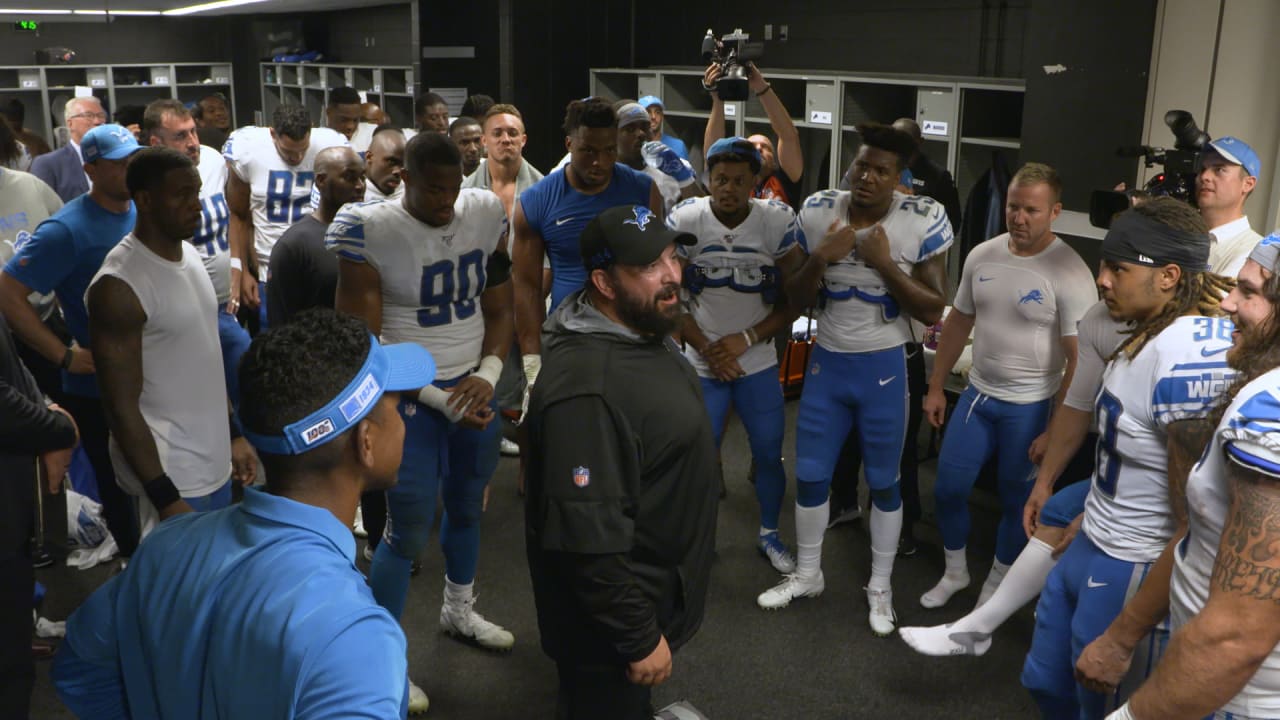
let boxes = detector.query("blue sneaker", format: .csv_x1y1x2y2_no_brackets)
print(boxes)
757,532,796,574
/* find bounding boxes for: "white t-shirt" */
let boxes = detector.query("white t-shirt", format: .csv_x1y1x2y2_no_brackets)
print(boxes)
1063,301,1130,412
1208,216,1261,277
192,145,232,304
1082,315,1237,562
1170,366,1280,716
668,197,799,378
90,234,231,500
0,168,62,317
953,234,1097,403
326,190,508,381
643,166,681,215
797,189,953,354
223,126,350,280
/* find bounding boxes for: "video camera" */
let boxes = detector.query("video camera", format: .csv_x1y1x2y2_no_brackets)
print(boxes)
1090,110,1210,228
701,28,764,102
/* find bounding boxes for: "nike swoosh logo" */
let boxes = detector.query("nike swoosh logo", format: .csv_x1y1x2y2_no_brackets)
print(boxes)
879,376,896,386
978,276,995,282
1086,577,1107,589
555,216,575,226
1201,345,1230,357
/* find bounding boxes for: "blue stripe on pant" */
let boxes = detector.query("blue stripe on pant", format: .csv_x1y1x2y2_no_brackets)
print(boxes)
934,386,1052,564
369,387,501,620
700,367,786,529
1021,531,1165,719
794,344,907,510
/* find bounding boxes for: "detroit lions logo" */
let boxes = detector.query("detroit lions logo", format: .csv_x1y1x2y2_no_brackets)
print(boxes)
1019,289,1045,305
623,205,655,231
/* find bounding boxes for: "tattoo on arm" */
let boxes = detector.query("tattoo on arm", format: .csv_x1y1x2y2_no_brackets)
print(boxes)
1213,463,1280,604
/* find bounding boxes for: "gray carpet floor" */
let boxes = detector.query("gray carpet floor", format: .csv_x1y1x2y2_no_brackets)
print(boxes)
29,399,1038,719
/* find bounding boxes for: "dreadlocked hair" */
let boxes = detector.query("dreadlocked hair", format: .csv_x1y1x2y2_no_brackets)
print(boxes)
1114,270,1234,360
1111,197,1232,359
1207,260,1280,429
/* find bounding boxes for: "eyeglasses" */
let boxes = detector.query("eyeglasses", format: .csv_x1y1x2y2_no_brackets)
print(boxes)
68,112,108,122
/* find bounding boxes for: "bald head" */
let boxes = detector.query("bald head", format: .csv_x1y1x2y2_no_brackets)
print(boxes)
892,117,923,145
361,102,387,125
366,128,406,197
314,146,366,218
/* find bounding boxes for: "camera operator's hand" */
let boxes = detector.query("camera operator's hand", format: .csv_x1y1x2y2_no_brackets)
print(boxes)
703,63,723,94
746,62,769,95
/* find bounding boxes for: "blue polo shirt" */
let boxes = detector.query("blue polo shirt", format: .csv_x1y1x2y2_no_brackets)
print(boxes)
2,194,135,397
52,488,408,720
519,163,653,311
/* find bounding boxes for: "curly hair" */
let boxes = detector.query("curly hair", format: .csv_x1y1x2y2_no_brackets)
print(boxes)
1111,198,1229,359
856,122,917,171
238,309,372,485
1208,258,1280,428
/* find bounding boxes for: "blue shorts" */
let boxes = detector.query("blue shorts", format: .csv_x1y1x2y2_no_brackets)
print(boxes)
1021,531,1169,718
1040,480,1090,529
794,344,908,508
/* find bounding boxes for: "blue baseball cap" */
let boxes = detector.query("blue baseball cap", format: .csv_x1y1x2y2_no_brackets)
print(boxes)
243,336,435,455
706,136,762,174
81,123,143,163
637,95,663,110
1206,136,1261,178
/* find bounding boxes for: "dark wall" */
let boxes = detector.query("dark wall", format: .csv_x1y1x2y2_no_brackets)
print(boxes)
326,4,415,65
0,17,236,66
509,0,633,172
1018,0,1157,209
633,0,1029,77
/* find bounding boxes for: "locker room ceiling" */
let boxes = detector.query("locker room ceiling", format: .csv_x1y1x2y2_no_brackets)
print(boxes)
0,0,403,17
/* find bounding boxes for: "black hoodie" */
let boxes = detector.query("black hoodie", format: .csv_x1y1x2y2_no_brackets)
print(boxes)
524,290,719,665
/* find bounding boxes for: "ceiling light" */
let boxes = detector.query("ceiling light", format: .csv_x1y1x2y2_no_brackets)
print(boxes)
163,0,269,15
105,9,162,14
0,7,74,13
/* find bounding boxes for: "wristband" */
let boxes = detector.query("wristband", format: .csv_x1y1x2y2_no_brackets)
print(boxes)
1104,703,1134,720
755,84,773,97
229,257,243,271
61,346,74,370
418,384,466,423
741,330,754,348
142,472,182,511
746,327,759,345
473,354,503,389
522,353,542,387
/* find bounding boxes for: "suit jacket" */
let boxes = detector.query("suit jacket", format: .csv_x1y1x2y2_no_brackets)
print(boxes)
31,144,88,203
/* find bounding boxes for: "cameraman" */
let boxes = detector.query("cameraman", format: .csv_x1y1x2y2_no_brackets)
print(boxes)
1197,136,1263,274
703,63,803,209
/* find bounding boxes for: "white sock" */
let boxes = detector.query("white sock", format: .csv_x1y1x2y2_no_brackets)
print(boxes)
921,547,971,608
976,559,1011,608
794,501,828,580
759,526,778,537
443,576,473,607
868,505,903,591
962,538,1055,635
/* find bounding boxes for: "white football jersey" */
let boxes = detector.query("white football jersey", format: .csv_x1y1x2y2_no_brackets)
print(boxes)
326,189,508,381
1082,315,1237,562
193,145,231,304
954,233,1097,403
668,197,799,378
797,189,952,354
365,177,404,202
1170,366,1280,716
223,126,349,280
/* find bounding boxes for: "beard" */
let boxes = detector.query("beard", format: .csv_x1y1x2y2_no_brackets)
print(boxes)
614,281,681,338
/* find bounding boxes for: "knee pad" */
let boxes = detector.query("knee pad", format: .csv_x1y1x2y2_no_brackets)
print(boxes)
868,484,902,512
794,457,829,487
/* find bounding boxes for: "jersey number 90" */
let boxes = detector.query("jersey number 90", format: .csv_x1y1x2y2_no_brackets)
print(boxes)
265,170,315,224
418,249,487,327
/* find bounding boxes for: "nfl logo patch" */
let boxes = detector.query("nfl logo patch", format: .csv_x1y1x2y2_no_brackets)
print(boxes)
572,466,590,488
